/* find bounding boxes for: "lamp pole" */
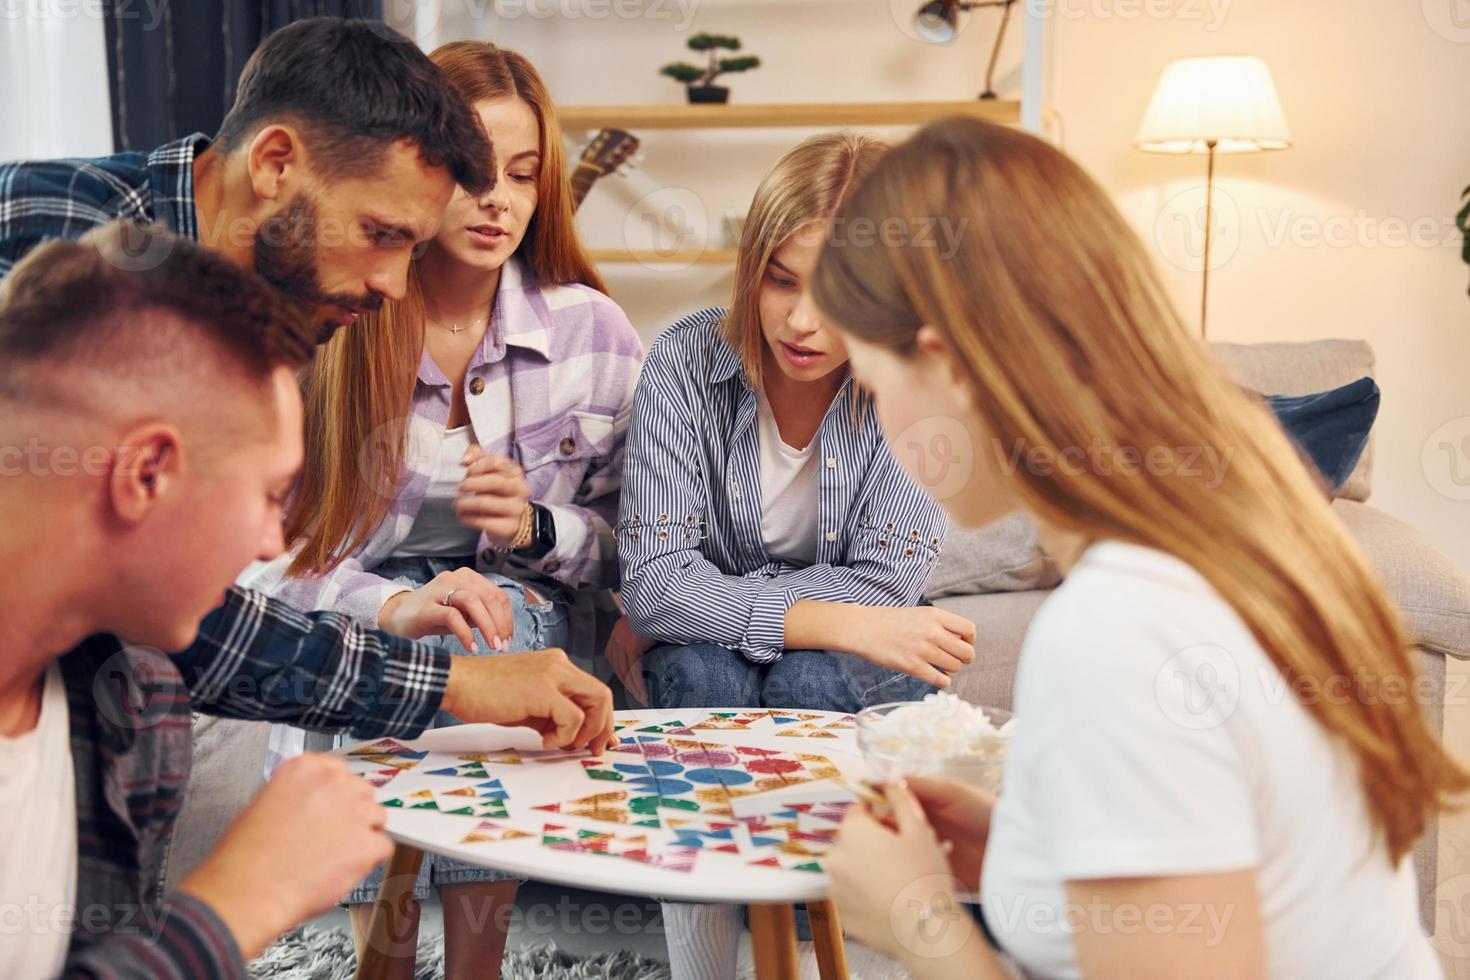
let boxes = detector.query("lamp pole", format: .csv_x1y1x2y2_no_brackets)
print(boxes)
1200,138,1217,339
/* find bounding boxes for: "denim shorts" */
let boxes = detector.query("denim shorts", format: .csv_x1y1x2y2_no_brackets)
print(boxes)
345,554,570,905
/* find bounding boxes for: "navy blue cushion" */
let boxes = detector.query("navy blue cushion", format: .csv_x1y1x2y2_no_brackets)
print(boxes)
1263,377,1379,495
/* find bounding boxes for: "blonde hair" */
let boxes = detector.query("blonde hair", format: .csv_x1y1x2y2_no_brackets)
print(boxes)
721,131,887,391
285,42,605,576
812,116,1468,864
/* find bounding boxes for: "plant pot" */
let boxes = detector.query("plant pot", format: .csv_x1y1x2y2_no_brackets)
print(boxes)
687,85,729,104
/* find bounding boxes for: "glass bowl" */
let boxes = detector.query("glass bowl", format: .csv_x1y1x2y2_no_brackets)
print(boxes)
855,700,1014,792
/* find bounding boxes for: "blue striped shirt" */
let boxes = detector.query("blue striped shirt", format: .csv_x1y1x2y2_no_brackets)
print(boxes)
616,307,948,663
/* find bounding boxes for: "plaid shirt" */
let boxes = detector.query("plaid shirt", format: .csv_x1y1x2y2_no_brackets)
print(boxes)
2,138,453,976
0,134,203,275
0,134,450,726
54,590,449,978
241,255,643,661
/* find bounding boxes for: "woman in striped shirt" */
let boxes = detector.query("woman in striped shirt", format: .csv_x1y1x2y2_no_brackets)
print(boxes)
616,132,977,979
240,42,641,978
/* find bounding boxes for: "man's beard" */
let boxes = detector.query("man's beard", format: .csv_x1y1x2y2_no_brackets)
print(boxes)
253,192,382,344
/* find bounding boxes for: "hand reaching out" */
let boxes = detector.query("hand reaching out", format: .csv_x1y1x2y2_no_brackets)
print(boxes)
442,648,617,752
179,754,393,960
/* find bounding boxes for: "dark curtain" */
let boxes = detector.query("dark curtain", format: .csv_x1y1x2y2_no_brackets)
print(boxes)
103,0,385,153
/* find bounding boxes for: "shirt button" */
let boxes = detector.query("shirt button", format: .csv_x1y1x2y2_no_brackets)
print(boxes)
480,548,495,563
559,437,577,455
468,377,486,396
825,457,837,469
824,531,837,542
544,560,561,573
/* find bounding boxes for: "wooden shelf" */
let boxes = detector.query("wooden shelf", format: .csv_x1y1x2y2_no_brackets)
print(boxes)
589,248,740,265
557,100,1020,131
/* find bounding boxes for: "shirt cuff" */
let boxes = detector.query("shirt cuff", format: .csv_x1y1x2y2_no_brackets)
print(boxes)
542,502,589,570
340,582,414,628
739,583,799,663
360,636,453,739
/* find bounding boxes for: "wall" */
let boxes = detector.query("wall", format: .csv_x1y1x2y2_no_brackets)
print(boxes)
409,0,1470,578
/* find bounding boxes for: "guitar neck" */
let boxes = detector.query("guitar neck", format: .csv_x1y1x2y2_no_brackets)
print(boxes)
569,161,603,211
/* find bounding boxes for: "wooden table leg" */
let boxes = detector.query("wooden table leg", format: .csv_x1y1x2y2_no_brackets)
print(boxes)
749,903,800,980
353,843,424,980
807,899,849,979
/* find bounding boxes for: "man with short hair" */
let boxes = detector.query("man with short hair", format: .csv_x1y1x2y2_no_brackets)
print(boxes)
0,18,571,777
1,227,317,974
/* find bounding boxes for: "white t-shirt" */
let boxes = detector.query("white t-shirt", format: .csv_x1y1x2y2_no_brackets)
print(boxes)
394,424,482,558
980,541,1440,979
755,388,821,568
0,662,77,979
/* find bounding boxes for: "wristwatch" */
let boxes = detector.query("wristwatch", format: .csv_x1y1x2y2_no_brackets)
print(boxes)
514,502,557,560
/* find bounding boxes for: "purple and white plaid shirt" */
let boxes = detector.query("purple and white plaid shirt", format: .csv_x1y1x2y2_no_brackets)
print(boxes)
243,256,644,641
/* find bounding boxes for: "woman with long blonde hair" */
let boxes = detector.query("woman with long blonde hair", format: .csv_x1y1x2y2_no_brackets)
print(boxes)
240,41,642,979
616,131,977,978
818,116,1466,978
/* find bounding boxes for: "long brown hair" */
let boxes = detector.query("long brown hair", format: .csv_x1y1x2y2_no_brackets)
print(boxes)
812,116,1468,864
285,42,605,576
722,131,887,391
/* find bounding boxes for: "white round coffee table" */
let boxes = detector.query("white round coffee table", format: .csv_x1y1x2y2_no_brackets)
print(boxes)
345,707,873,980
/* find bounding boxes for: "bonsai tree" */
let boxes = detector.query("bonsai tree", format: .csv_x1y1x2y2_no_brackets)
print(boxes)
660,33,761,99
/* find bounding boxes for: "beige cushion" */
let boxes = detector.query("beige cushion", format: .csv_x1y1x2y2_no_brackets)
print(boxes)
1332,499,1470,661
924,512,1061,599
1210,339,1377,502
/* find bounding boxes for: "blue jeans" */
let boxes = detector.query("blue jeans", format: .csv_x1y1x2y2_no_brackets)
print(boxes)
346,554,570,904
638,643,937,713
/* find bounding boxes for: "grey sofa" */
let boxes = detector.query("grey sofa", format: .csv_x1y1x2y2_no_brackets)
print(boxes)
925,338,1470,935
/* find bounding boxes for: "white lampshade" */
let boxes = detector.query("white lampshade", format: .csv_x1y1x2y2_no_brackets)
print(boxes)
1135,56,1291,154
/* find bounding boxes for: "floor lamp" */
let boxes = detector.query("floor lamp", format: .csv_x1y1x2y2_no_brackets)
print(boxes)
1135,56,1291,338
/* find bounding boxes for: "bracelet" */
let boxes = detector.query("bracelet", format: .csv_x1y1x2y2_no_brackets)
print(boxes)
508,502,535,551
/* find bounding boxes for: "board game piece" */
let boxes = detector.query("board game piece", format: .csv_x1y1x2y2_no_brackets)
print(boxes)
347,738,428,760
382,779,511,819
542,825,698,873
689,711,769,731
459,820,536,845
533,790,671,828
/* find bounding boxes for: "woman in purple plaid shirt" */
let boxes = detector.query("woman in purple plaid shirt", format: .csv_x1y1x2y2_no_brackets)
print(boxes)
239,42,642,978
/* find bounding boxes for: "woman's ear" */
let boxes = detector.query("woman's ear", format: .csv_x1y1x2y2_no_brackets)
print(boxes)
914,324,977,411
